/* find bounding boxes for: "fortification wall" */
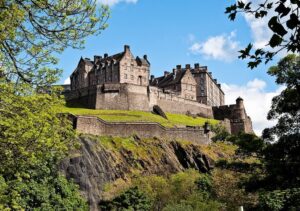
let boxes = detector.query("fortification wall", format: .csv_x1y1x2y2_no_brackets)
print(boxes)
95,83,150,111
73,115,211,145
149,87,213,117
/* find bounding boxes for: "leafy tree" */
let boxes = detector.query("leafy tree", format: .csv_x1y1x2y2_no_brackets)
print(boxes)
226,0,300,68
0,0,109,85
227,133,265,157
211,124,230,142
0,81,87,210
262,55,300,188
99,186,152,211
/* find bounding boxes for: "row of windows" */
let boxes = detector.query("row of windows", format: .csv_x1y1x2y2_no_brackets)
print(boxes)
124,74,147,82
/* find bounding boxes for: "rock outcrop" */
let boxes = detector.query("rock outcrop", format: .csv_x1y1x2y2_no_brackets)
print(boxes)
60,135,213,210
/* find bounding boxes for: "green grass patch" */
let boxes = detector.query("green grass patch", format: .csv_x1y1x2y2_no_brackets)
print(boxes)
59,105,219,128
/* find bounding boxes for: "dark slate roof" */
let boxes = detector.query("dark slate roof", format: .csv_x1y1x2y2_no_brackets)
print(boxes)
150,69,187,88
136,56,150,66
98,52,124,64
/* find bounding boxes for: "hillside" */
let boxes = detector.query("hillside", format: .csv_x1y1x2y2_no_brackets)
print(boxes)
60,105,219,128
60,134,242,210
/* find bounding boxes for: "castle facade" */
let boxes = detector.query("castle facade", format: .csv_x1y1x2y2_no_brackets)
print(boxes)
66,45,253,134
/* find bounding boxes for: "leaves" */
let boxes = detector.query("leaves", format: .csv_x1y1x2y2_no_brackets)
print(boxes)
225,0,299,68
269,34,283,47
0,0,110,85
268,16,288,36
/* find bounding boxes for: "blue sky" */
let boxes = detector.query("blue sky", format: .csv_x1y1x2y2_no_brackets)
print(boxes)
57,0,284,135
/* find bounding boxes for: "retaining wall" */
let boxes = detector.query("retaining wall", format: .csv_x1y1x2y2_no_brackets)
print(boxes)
71,115,211,145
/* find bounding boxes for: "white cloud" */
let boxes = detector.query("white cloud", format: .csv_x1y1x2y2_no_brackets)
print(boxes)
98,0,138,6
222,78,284,135
189,31,240,62
64,77,70,85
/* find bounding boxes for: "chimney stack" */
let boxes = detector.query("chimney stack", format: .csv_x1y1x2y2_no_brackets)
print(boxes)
185,64,191,69
164,71,170,77
143,55,148,60
124,45,130,52
104,53,108,58
94,55,102,63
194,63,200,69
150,75,155,81
176,65,181,70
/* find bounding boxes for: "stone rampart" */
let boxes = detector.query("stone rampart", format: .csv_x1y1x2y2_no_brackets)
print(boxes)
71,115,211,145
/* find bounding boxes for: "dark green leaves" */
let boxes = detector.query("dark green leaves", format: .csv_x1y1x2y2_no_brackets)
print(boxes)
275,3,291,17
287,13,299,29
269,34,283,47
225,0,299,68
268,16,288,36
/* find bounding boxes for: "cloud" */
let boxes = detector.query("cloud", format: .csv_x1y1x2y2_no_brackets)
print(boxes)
64,77,70,85
222,78,284,135
98,0,138,6
189,31,240,62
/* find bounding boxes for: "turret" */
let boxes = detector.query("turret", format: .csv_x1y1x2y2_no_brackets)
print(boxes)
235,97,246,119
236,97,244,109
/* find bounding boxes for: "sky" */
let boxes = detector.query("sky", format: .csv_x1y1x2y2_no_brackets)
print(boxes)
57,0,284,135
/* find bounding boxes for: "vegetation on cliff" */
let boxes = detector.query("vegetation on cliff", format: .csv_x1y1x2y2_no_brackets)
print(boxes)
60,105,219,127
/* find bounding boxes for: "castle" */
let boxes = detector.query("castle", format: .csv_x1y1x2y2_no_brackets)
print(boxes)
66,45,253,134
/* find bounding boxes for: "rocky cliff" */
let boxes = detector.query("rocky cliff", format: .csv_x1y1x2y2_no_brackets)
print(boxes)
60,135,215,210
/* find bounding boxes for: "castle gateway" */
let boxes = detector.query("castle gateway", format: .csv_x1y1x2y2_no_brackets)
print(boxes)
65,45,253,134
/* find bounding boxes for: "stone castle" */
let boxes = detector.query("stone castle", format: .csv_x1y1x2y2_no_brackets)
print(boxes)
66,45,253,134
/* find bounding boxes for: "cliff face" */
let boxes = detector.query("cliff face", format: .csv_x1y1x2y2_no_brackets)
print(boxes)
60,135,214,210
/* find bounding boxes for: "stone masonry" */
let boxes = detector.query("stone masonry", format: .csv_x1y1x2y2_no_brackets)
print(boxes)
65,45,254,135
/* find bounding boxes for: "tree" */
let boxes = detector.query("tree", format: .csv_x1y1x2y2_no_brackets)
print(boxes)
99,187,152,211
0,81,88,209
225,0,300,68
0,0,109,85
262,54,300,188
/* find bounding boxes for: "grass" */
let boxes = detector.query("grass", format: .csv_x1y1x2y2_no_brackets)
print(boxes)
59,104,219,128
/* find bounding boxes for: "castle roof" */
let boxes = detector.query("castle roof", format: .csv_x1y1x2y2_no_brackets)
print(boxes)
150,69,188,88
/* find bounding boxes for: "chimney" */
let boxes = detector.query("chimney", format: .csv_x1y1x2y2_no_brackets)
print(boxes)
194,63,200,69
94,55,102,63
172,68,176,75
143,55,148,60
214,79,217,83
124,45,130,52
185,64,191,69
104,53,108,58
150,75,155,81
176,65,181,70
164,71,170,77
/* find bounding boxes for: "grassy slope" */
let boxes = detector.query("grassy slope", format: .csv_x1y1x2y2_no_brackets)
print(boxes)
59,105,219,128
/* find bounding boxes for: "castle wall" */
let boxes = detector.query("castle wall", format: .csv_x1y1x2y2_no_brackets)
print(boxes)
73,115,211,145
149,86,213,117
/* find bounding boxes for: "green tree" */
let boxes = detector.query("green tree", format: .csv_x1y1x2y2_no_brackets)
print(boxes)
262,54,300,188
0,0,109,85
226,0,300,68
99,186,152,211
0,81,88,210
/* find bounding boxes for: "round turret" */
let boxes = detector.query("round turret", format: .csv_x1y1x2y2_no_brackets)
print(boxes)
236,97,244,109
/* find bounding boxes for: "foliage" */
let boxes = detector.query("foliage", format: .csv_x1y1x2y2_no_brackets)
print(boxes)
0,0,109,85
60,105,219,127
104,170,222,211
0,82,87,210
211,124,230,142
99,186,151,211
227,133,265,157
226,1,300,68
261,55,300,188
212,169,259,210
259,188,300,210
